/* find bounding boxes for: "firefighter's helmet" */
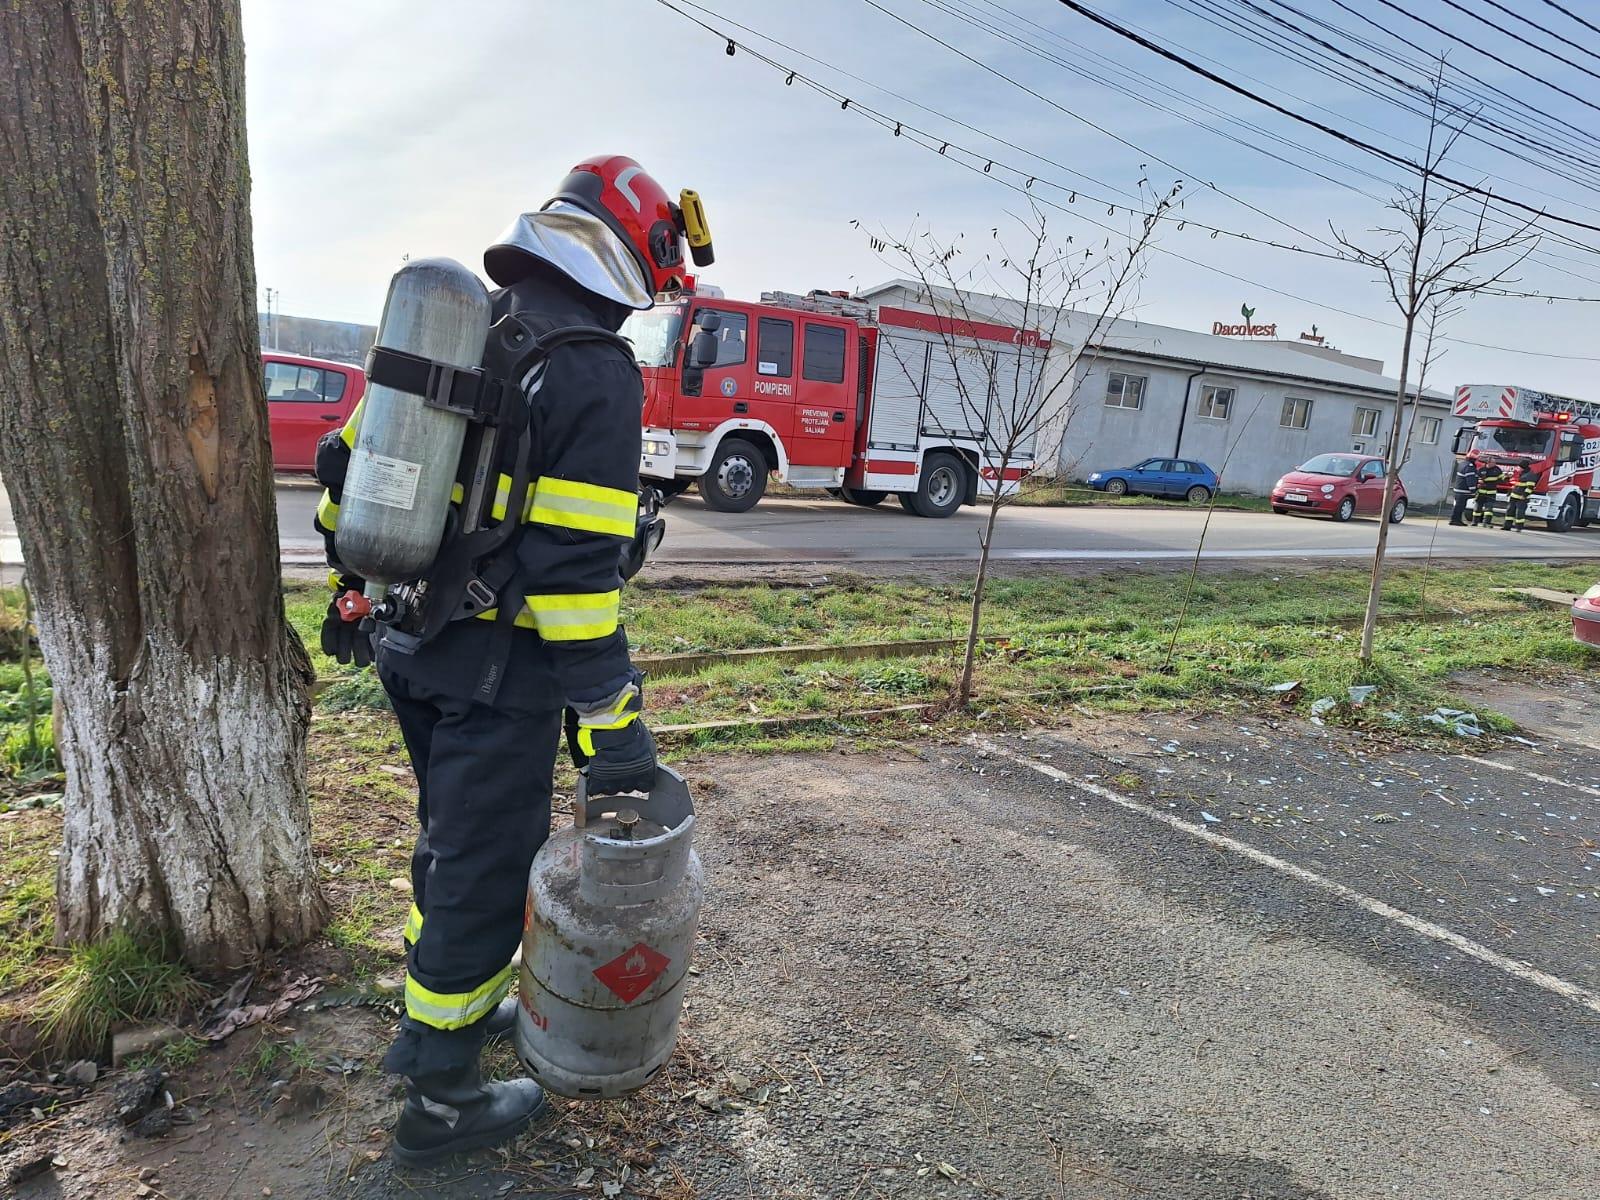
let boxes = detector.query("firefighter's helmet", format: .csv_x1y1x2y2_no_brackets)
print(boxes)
485,155,714,308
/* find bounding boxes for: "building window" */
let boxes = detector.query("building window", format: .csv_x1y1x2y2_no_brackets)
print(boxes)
1418,415,1442,445
1196,384,1233,421
1280,396,1312,429
1105,371,1146,410
802,324,847,383
1353,407,1382,438
756,317,793,376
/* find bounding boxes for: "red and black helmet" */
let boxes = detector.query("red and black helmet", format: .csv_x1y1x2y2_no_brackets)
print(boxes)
547,155,712,297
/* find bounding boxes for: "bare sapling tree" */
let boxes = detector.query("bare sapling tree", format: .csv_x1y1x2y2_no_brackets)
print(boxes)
1333,62,1536,668
864,187,1176,707
1400,298,1457,615
0,0,325,968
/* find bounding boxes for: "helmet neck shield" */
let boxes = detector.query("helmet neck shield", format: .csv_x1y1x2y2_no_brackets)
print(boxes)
485,203,654,310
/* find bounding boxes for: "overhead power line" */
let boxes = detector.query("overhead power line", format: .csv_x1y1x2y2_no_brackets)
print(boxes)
1211,0,1600,194
1363,0,1600,122
854,0,1337,252
1538,0,1600,39
1438,0,1600,79
1050,0,1600,236
1475,0,1600,66
648,0,1600,358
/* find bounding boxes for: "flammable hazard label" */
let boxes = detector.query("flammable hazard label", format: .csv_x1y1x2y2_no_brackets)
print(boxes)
593,942,671,1004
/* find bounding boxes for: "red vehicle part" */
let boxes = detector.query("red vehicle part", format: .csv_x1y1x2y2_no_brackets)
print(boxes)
1574,584,1600,647
628,288,1045,517
1453,385,1600,531
263,352,366,471
1270,453,1406,521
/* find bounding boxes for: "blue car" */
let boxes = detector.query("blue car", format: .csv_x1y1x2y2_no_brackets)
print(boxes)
1087,457,1218,502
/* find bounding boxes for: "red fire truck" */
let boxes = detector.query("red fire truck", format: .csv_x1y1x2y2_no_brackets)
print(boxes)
623,287,1047,517
1452,384,1600,531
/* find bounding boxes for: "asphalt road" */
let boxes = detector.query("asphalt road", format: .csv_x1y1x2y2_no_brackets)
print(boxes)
657,703,1600,1198
6,481,1600,566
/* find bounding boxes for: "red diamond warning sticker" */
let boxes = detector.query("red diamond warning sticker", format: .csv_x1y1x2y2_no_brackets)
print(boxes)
593,942,671,1004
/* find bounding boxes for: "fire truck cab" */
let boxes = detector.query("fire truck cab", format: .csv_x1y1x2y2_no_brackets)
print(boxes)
1452,385,1600,532
623,287,1043,517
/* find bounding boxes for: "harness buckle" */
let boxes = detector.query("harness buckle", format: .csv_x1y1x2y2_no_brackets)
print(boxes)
463,578,496,613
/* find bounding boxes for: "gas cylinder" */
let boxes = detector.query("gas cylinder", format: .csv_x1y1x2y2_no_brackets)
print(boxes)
335,257,490,584
516,767,703,1099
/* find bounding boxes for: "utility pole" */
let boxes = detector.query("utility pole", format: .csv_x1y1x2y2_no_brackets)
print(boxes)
262,286,278,348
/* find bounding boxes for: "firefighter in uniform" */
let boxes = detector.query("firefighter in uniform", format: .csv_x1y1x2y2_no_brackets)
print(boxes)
1448,457,1478,526
1504,464,1539,532
1471,459,1505,527
313,156,706,1163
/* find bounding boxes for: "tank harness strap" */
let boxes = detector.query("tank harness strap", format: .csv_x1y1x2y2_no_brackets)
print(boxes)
410,322,636,706
469,325,637,707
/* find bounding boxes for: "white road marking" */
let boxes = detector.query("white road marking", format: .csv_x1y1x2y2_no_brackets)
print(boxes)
1457,754,1600,799
975,736,1600,1018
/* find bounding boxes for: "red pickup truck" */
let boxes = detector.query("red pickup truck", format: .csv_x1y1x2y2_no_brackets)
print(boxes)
263,352,365,471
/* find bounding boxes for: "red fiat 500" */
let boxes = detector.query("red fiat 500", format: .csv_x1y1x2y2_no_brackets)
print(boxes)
1271,453,1408,523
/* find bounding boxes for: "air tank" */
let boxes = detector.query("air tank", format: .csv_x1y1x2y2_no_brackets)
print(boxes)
335,257,490,584
516,767,703,1099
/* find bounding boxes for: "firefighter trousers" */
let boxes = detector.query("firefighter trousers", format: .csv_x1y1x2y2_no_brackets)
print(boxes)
1449,491,1471,525
1472,488,1498,526
1505,497,1529,530
378,649,563,1078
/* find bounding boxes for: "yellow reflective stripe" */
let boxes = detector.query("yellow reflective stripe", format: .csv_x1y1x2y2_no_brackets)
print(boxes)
404,964,514,1031
583,687,638,726
472,606,540,630
522,590,621,641
487,474,537,523
327,570,342,591
338,397,365,449
316,490,339,530
576,709,639,757
451,482,465,504
528,477,636,538
403,904,423,945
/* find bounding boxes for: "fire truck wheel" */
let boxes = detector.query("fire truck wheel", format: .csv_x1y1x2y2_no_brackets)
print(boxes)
839,487,887,507
699,438,768,513
1547,495,1580,533
904,453,967,519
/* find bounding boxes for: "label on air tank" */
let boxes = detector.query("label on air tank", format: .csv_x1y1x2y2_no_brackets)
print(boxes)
349,449,422,510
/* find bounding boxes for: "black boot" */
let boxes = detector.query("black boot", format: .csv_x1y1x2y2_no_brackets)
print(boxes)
480,996,519,1045
392,1060,546,1166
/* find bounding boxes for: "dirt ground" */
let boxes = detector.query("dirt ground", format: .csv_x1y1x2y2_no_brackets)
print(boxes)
3,686,1598,1199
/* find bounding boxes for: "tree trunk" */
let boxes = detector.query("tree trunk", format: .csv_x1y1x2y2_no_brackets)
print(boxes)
1358,316,1417,667
957,493,1003,708
0,0,324,967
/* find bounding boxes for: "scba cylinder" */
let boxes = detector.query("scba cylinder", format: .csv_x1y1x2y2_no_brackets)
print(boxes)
335,257,490,584
517,767,703,1099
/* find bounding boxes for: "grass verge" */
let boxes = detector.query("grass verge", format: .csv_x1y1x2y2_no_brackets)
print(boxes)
39,932,203,1056
1,563,1593,1040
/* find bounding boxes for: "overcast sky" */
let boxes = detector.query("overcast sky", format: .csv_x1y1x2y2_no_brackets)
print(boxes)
241,0,1600,394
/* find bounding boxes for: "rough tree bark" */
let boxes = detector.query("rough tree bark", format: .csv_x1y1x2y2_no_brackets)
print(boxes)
0,0,324,967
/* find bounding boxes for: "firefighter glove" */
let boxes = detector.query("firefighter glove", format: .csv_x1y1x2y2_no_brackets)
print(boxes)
322,574,376,668
572,676,656,795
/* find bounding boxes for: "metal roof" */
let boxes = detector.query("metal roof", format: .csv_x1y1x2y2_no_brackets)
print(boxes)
856,279,1452,406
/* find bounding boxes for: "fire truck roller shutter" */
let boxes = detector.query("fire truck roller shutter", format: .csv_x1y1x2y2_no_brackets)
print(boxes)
869,333,929,452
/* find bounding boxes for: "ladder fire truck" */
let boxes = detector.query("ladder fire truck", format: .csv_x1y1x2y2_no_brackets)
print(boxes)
622,286,1048,517
1452,384,1600,531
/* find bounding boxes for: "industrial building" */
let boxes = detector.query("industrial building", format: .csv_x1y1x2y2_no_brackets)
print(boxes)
857,281,1464,505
